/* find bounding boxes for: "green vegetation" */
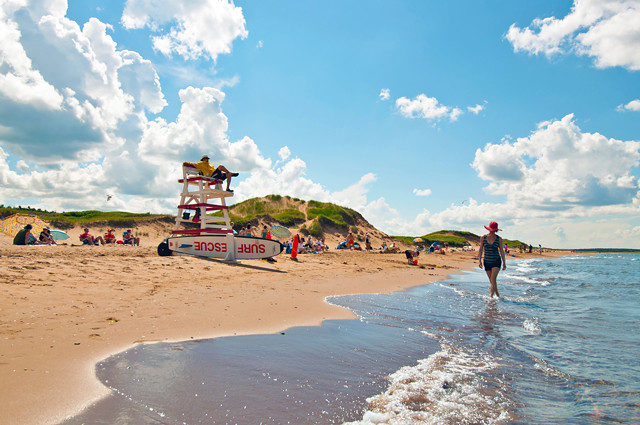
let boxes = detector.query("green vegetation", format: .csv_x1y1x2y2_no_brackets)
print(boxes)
422,232,469,247
396,230,532,248
272,209,306,226
307,201,357,228
228,196,307,227
394,236,419,246
408,230,475,247
308,219,323,237
502,238,529,248
0,207,173,231
0,206,168,225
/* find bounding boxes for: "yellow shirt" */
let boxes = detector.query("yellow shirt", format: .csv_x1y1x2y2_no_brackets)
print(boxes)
188,161,217,177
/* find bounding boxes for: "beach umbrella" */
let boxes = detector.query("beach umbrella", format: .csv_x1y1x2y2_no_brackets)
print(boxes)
413,237,425,243
49,229,70,240
0,213,49,237
270,225,292,239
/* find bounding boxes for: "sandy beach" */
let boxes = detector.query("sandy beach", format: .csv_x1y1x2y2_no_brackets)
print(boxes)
0,227,553,425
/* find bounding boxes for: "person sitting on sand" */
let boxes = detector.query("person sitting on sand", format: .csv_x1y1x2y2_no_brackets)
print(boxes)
39,227,56,245
13,224,33,245
188,155,239,193
123,229,140,246
104,229,116,244
80,228,104,246
405,249,419,265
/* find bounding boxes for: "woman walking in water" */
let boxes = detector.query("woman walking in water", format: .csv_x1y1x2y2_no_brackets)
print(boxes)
478,221,506,298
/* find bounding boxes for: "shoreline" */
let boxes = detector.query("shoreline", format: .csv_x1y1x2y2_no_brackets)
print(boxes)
0,240,556,425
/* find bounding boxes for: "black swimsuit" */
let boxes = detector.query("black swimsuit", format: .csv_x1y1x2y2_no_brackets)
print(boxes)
482,235,502,271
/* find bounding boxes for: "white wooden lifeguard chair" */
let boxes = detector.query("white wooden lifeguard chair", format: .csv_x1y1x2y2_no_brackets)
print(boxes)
157,163,284,261
173,162,234,236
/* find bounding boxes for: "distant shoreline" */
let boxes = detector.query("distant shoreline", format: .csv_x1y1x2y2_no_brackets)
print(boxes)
560,249,640,253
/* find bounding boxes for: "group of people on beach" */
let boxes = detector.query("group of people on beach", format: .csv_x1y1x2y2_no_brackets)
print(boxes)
11,224,141,247
13,224,56,245
79,228,140,246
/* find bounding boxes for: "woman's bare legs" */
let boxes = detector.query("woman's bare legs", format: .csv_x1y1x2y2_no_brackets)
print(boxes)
485,267,500,298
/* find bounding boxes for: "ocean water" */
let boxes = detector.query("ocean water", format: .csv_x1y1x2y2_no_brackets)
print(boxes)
65,254,640,424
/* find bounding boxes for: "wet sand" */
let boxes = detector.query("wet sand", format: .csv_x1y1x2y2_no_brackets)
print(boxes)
0,232,552,425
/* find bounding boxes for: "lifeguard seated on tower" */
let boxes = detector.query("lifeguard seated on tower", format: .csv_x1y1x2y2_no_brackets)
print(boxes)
187,155,239,192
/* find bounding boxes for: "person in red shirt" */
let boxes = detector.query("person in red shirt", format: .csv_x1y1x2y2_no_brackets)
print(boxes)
104,229,116,244
79,228,105,246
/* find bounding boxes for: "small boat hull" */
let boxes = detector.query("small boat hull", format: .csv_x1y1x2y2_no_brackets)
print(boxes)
159,234,284,260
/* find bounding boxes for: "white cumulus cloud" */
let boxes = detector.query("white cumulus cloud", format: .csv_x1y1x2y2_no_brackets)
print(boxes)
617,99,640,111
468,103,486,114
396,94,463,122
379,88,390,101
413,188,432,197
121,0,248,61
506,0,640,70
472,113,640,209
278,146,291,161
0,2,166,163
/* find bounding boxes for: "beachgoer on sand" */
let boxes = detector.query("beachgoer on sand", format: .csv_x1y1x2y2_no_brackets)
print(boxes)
405,249,419,265
259,225,277,263
13,224,33,245
347,232,355,249
365,233,372,250
477,221,506,298
39,227,56,245
187,155,239,192
80,228,104,246
123,229,140,246
104,229,117,244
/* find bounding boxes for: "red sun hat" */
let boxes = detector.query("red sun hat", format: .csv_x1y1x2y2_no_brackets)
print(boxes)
484,221,502,232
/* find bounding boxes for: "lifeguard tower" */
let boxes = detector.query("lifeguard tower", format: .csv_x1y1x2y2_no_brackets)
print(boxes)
157,163,284,261
173,162,234,236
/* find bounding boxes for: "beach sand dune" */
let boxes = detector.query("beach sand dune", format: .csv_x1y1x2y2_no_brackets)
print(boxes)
0,229,548,425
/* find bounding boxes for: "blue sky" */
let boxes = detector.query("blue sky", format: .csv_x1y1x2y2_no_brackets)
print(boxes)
1,0,640,248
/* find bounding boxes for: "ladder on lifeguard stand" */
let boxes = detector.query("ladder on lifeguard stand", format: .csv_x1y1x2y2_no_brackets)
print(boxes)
173,163,234,236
